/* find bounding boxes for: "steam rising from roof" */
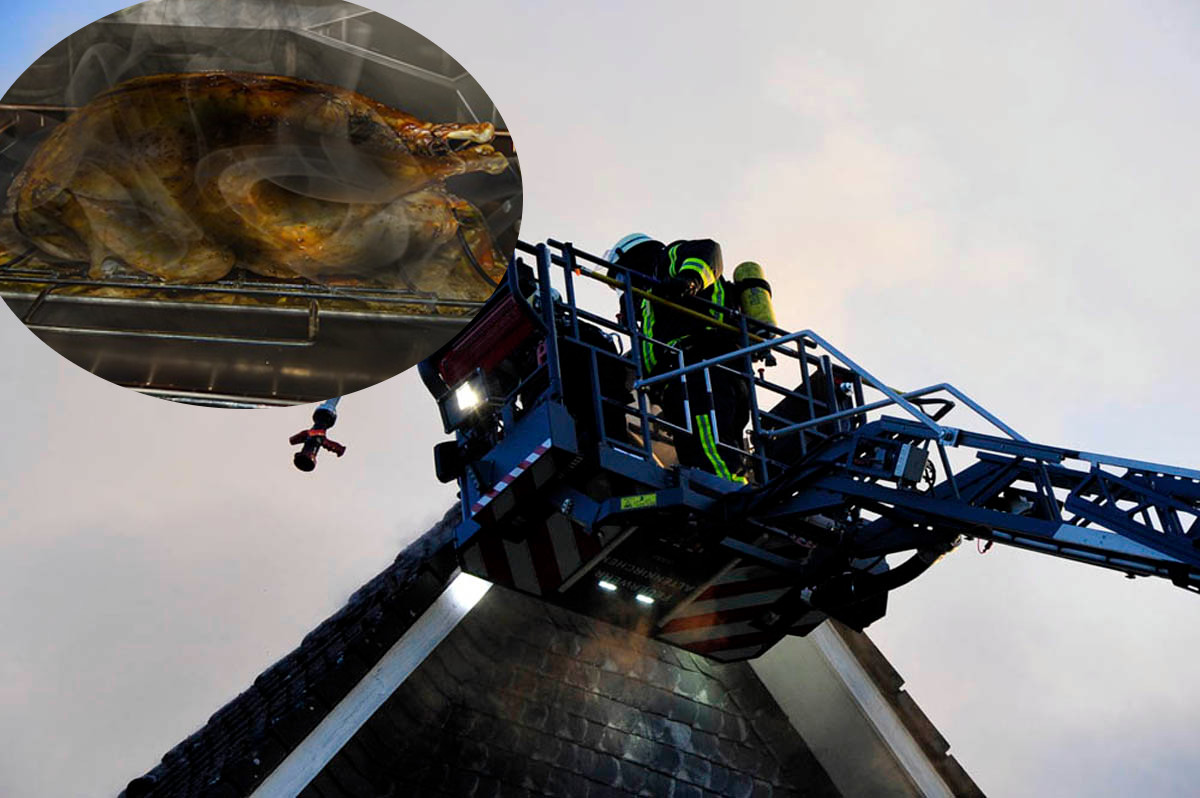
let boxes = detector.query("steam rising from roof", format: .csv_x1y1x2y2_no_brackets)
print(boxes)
66,0,373,107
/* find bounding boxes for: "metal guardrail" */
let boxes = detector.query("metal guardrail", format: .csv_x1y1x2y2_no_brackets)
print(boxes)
504,240,1035,483
485,240,1200,492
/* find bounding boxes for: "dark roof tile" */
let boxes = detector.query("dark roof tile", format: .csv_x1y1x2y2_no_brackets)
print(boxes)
474,775,502,798
585,782,626,798
690,727,721,761
666,692,702,725
552,739,584,772
723,770,755,798
750,779,775,798
597,724,629,759
616,758,651,792
679,751,713,786
707,762,732,794
586,749,621,787
542,765,577,798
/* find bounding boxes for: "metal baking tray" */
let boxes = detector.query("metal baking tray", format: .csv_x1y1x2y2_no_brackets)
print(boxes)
1,251,480,404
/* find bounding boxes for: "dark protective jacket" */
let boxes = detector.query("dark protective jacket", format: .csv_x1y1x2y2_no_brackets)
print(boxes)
631,239,750,482
637,239,740,375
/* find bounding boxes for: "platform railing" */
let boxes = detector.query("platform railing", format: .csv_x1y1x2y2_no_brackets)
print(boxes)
513,239,1042,485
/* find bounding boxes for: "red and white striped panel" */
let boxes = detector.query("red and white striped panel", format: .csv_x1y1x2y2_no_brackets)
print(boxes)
460,512,603,596
470,438,554,525
656,564,797,662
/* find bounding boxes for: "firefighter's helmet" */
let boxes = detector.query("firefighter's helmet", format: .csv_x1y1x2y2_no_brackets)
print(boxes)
604,233,665,280
604,233,654,264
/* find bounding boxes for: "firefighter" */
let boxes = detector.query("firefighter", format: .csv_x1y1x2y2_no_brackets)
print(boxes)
604,234,750,483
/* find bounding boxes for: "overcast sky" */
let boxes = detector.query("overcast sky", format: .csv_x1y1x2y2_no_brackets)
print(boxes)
3,1,1200,795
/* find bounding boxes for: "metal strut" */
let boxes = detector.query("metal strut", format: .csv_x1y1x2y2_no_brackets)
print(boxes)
736,416,1200,591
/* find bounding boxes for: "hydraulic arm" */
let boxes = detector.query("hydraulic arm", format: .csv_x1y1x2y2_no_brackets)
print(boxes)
728,414,1200,593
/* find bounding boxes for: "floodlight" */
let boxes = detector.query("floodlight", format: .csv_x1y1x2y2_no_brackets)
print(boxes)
455,381,483,412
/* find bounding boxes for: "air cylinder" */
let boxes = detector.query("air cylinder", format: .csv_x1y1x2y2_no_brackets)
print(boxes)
733,261,777,328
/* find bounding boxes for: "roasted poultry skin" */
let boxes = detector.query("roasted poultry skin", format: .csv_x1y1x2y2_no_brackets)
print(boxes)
5,72,511,291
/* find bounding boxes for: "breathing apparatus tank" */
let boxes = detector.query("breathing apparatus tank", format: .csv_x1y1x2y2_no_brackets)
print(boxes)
733,261,777,329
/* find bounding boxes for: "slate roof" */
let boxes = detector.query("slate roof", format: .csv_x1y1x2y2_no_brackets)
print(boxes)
121,506,972,797
303,585,838,797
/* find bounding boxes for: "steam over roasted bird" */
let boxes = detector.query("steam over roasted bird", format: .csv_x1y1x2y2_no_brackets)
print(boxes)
4,72,512,292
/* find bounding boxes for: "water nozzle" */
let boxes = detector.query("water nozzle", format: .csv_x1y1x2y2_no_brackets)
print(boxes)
289,397,345,472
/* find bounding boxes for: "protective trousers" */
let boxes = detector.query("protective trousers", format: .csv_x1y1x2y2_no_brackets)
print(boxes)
658,353,750,482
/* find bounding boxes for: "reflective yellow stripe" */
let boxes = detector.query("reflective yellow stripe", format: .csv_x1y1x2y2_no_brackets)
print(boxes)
696,415,735,481
710,279,725,322
678,257,716,288
640,297,657,370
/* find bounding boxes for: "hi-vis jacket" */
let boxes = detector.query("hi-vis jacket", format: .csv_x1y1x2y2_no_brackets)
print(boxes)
638,238,736,375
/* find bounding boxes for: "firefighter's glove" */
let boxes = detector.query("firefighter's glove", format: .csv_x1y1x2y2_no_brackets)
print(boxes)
662,274,702,299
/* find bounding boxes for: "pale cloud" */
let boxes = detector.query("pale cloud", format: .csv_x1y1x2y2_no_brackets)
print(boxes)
3,1,1200,796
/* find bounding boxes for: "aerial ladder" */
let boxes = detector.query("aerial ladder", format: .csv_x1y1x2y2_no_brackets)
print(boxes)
344,238,1197,663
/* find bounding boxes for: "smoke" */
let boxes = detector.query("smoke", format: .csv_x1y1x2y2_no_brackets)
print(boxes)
111,0,320,30
65,0,370,107
1,0,517,291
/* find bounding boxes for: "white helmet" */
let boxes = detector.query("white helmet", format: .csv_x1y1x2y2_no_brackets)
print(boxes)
604,233,654,264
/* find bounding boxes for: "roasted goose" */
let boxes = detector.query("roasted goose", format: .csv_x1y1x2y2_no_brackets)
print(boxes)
4,72,511,292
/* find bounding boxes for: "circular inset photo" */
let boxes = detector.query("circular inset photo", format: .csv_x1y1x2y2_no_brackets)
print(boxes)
0,0,520,407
